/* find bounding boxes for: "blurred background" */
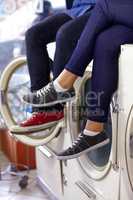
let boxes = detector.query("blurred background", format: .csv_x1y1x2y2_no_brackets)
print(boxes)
0,1,67,199
0,0,67,74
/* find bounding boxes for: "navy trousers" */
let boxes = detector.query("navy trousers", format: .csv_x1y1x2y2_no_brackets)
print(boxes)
66,0,133,122
25,12,91,92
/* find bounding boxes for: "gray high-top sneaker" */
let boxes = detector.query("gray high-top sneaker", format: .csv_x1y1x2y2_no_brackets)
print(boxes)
57,131,110,160
23,82,75,107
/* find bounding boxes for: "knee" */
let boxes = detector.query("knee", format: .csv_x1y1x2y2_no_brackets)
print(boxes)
95,32,119,55
56,26,68,44
25,26,37,42
25,25,45,45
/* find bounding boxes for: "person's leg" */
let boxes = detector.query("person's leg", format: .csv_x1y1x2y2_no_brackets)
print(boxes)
86,25,133,126
56,0,112,87
56,0,133,87
53,0,133,133
23,0,112,106
21,14,72,127
25,13,72,92
53,12,91,79
57,25,133,160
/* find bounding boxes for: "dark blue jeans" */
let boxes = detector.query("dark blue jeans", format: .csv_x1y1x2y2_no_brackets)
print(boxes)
25,12,91,112
25,12,91,92
66,0,133,122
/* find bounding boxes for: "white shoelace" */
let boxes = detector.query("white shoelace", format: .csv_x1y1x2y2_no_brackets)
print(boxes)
37,84,51,97
72,134,84,147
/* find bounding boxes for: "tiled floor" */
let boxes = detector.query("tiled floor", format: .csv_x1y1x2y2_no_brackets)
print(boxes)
0,151,51,200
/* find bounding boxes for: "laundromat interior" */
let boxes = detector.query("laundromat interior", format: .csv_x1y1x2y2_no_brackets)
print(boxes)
1,0,133,200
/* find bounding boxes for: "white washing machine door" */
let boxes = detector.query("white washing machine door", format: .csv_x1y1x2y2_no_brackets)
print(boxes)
125,106,133,191
0,56,64,146
68,72,117,180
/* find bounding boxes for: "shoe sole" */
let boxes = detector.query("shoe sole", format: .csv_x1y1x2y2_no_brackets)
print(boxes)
10,119,63,135
56,138,110,160
22,96,75,107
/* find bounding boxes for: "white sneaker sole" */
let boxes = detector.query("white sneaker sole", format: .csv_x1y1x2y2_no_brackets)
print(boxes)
56,138,110,160
22,96,75,107
10,119,63,135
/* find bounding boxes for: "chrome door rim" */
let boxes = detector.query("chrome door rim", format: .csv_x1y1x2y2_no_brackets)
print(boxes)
125,106,133,191
0,56,64,146
69,71,113,180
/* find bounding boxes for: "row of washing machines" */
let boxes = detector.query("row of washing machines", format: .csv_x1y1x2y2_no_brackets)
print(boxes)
0,44,133,200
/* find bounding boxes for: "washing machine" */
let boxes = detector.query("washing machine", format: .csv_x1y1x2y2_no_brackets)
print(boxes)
59,69,121,200
0,42,122,200
116,45,133,200
0,42,69,199
35,75,95,200
36,69,121,200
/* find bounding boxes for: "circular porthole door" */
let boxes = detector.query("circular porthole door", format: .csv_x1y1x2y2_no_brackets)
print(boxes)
0,57,64,146
125,106,133,191
71,73,113,180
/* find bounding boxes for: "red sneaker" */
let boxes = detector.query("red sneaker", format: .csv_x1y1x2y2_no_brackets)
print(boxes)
20,111,64,127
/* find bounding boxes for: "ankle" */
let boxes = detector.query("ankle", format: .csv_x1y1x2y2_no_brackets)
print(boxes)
56,69,77,89
85,121,104,133
57,79,71,90
54,80,68,92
